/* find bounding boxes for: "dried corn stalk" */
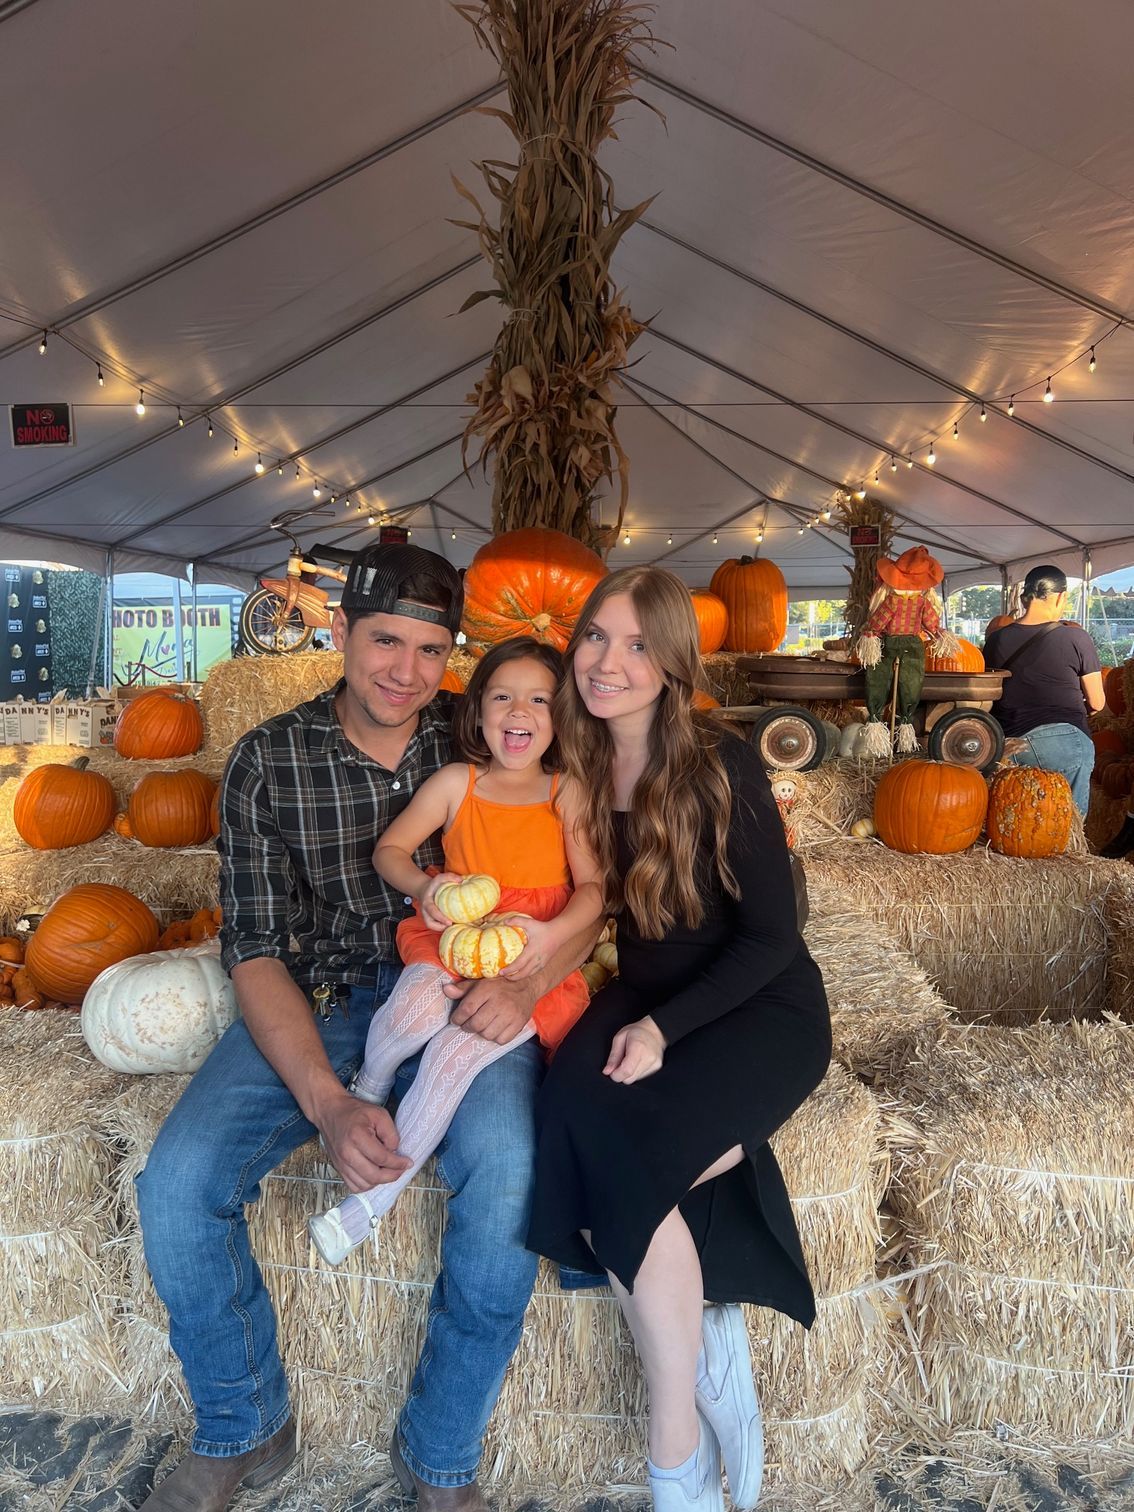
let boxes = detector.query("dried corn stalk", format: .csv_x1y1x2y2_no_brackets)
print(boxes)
832,494,895,640
454,0,661,547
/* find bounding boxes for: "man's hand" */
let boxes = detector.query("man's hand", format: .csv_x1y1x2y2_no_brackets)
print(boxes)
604,1016,666,1084
316,1088,411,1193
498,914,553,982
418,871,463,932
443,973,535,1044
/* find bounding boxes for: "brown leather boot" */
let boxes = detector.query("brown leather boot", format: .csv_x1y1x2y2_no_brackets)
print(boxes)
390,1433,488,1510
136,1419,296,1510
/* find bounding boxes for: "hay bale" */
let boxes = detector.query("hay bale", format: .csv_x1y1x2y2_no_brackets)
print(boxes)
0,1010,130,1410
885,1021,1134,1446
0,836,220,933
198,647,478,751
806,844,1134,1023
803,910,951,1081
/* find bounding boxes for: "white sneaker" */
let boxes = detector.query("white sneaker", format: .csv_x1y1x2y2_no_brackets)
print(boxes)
347,1075,387,1106
695,1304,764,1509
307,1207,356,1265
647,1413,724,1511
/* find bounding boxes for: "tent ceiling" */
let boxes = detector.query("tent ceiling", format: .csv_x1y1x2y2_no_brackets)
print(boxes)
2,0,1133,597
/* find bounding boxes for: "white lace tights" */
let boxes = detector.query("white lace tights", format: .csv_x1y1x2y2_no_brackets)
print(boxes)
327,963,535,1245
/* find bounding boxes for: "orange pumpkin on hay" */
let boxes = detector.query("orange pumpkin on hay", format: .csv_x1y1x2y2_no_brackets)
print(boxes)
461,528,607,655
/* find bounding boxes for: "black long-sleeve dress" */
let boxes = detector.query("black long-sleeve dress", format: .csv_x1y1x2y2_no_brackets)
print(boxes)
526,732,832,1326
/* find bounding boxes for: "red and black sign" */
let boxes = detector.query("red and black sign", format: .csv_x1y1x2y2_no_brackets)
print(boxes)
379,525,409,545
10,403,74,447
849,524,882,549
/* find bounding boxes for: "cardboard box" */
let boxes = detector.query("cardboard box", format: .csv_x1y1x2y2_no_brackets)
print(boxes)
2,703,22,745
34,705,52,744
50,700,71,745
67,699,117,749
18,702,38,743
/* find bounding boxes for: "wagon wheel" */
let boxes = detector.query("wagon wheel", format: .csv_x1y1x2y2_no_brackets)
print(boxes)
750,706,828,771
927,708,1005,774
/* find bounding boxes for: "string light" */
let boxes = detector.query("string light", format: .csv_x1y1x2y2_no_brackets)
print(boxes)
797,526,805,535
952,418,959,439
927,442,936,465
855,483,866,500
367,513,377,526
622,530,631,545
312,481,321,498
255,454,264,473
135,390,146,416
177,407,184,428
38,332,47,355
906,455,914,469
1043,376,1054,403
979,401,987,422
207,415,213,437
756,529,764,543
96,363,104,387
890,455,897,472
711,532,718,545
1089,347,1097,373
277,462,283,476
873,470,879,484
667,534,673,545
1007,396,1015,416
232,436,238,455
821,508,832,521
451,530,457,540
295,462,301,479
407,530,412,538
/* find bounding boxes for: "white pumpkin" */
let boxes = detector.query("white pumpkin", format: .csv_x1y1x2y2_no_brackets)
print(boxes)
81,940,239,1074
593,940,618,974
839,722,871,760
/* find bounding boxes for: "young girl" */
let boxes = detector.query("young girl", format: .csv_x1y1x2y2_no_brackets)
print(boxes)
525,567,831,1511
308,636,603,1265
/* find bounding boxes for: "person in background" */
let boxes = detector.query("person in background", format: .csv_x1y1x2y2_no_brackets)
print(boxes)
983,564,1104,817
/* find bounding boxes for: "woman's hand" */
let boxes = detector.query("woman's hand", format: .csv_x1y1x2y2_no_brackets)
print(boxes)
418,871,463,932
604,1016,666,1084
498,914,553,981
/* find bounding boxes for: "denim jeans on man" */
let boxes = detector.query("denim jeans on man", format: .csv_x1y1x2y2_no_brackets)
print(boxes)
136,969,544,1488
1009,720,1094,815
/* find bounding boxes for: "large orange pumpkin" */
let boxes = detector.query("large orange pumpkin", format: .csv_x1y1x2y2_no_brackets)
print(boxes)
1092,728,1127,762
25,883,160,1004
873,759,988,854
1105,665,1128,717
13,757,116,850
209,785,222,838
709,557,788,653
690,590,728,655
440,666,467,693
986,766,1074,857
461,527,607,654
925,637,985,674
114,690,204,759
128,769,217,847
692,688,721,710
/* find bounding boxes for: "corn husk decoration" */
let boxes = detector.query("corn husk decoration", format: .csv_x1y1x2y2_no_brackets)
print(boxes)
453,0,662,546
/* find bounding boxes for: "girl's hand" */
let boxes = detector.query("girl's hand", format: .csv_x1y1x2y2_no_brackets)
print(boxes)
418,872,464,932
498,915,552,981
604,1016,666,1084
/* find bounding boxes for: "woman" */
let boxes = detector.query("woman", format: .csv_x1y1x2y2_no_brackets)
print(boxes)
983,564,1104,818
526,566,831,1510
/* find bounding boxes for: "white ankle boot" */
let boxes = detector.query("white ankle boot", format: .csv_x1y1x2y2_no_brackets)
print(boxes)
647,1413,724,1511
695,1304,764,1509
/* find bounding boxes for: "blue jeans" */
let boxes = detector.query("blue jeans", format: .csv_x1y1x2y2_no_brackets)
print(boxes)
1010,721,1094,815
136,969,543,1487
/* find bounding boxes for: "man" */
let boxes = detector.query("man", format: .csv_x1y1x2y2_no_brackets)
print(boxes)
136,542,595,1511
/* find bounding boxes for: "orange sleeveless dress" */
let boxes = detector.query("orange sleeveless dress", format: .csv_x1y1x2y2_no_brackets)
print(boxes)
395,766,590,1054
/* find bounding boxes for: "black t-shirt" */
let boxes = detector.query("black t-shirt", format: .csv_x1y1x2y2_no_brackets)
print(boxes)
984,621,1100,736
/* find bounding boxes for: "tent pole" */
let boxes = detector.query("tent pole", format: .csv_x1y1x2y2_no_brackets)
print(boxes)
86,558,109,697
190,565,199,683
999,566,1009,616
1080,550,1092,630
103,550,114,689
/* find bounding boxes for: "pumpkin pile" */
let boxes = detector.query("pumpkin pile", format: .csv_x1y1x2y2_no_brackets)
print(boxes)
158,907,223,950
0,935,46,1010
434,873,529,979
580,922,618,995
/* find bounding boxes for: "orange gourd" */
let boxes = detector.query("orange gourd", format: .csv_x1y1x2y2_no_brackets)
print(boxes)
690,590,728,655
114,690,203,759
0,936,24,964
873,759,988,855
113,812,135,839
25,883,160,1005
693,688,721,710
11,965,46,1011
925,638,985,674
986,766,1074,858
209,786,222,838
439,920,527,978
440,666,467,693
710,557,787,653
13,757,116,850
1105,666,1128,717
461,528,607,654
128,769,217,848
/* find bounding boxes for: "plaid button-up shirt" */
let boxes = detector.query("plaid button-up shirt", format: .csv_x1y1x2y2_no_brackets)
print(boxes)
866,588,941,640
217,683,454,992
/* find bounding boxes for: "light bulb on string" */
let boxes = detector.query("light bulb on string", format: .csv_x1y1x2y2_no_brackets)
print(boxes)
295,463,301,480
1089,347,1097,373
312,481,321,498
96,363,104,387
855,483,866,500
979,401,987,422
906,455,914,469
890,455,897,472
821,508,832,521
255,453,264,473
277,462,283,476
952,419,959,439
667,534,673,545
38,332,47,355
135,390,145,416
329,494,336,507
232,436,238,455
797,526,805,536
451,530,457,541
623,531,631,545
207,415,213,437
1007,395,1015,416
711,532,718,545
177,408,184,428
927,442,936,465
407,530,412,538
874,470,879,484
756,530,763,543
367,513,377,526
1044,377,1054,403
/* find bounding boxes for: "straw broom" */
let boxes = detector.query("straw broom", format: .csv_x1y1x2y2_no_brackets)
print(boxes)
454,0,660,545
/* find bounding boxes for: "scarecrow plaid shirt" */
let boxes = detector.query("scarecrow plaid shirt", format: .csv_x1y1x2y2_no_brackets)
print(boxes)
866,588,942,639
217,684,454,993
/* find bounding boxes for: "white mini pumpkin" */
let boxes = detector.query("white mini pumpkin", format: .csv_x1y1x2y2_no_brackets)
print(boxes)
839,722,871,760
81,940,239,1074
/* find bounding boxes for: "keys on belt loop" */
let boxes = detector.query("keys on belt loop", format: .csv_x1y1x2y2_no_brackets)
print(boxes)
311,983,333,1020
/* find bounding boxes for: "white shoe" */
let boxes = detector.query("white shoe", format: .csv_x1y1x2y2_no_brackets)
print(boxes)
307,1207,356,1265
647,1413,724,1511
347,1075,387,1106
695,1304,764,1509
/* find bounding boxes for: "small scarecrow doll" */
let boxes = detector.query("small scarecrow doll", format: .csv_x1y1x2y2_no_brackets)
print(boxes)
855,545,960,756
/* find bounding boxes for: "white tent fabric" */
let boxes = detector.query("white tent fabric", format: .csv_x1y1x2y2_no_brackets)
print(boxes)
2,0,1133,599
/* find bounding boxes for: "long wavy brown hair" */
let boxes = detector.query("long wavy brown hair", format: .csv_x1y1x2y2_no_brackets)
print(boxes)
554,566,739,937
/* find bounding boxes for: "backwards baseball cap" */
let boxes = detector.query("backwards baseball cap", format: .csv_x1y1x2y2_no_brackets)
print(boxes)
340,542,463,636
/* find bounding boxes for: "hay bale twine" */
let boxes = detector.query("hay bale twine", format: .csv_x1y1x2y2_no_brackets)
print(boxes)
0,1011,130,1410
885,1021,1134,1446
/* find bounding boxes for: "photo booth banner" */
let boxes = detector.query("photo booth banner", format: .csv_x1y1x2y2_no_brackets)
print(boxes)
0,564,53,702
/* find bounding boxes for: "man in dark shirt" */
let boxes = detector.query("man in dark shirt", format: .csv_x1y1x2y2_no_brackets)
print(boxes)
137,543,593,1512
984,565,1104,815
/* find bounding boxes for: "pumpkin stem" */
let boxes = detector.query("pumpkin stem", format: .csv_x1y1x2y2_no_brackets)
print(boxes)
69,756,91,771
531,612,553,633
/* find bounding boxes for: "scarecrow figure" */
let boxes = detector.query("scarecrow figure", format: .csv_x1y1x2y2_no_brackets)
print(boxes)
769,771,805,849
855,545,959,756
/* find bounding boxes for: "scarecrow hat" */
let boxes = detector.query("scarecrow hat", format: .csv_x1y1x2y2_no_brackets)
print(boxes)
876,544,944,591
